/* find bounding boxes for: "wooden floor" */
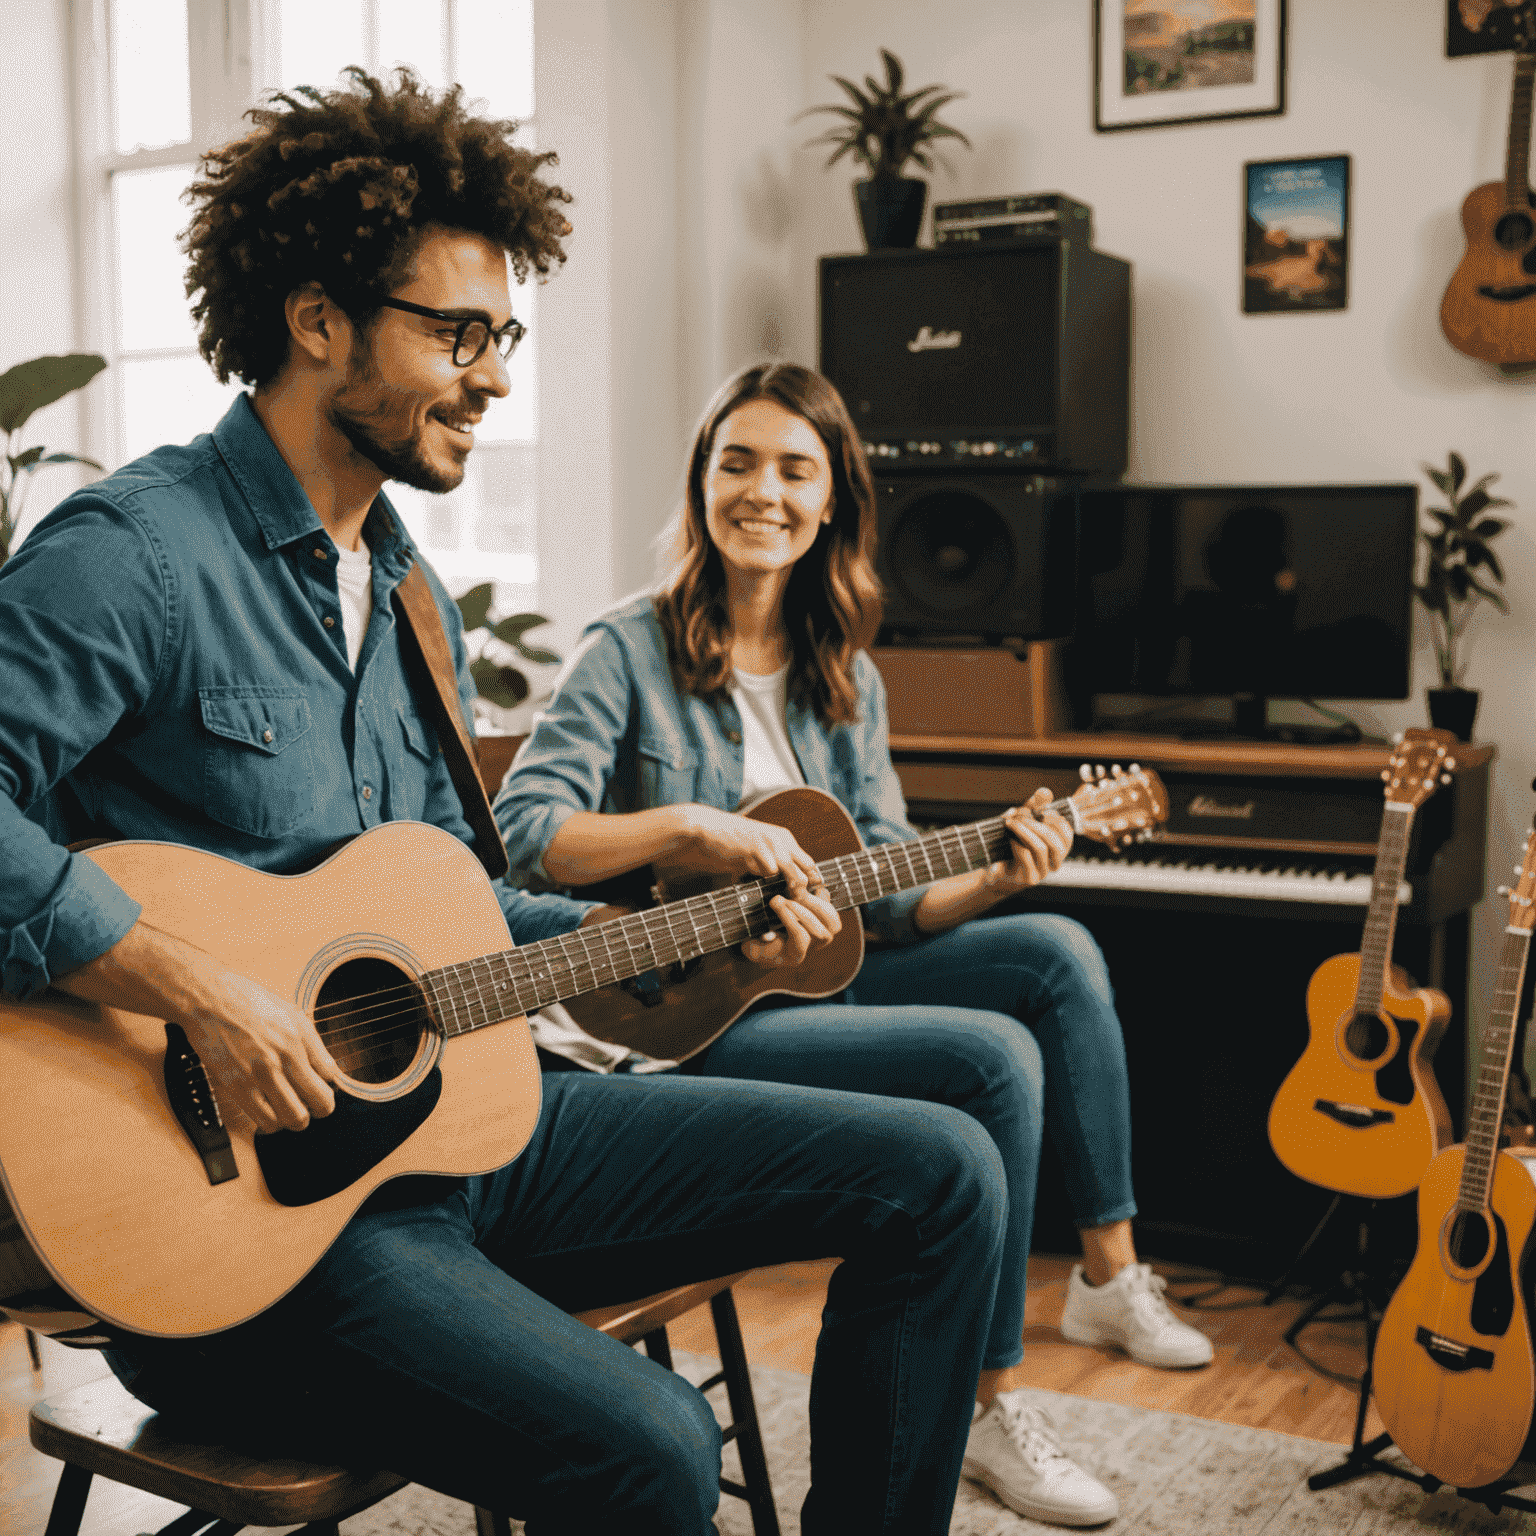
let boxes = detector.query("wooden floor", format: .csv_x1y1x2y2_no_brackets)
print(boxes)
3,1251,1378,1533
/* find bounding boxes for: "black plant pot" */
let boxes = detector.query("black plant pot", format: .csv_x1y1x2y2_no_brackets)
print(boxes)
1427,686,1479,742
854,177,927,250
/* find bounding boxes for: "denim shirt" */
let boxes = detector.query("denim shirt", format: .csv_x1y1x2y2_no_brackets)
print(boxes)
0,393,590,1000
494,592,928,943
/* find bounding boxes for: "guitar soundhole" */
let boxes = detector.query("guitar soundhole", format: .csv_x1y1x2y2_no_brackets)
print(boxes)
314,957,431,1085
1497,211,1535,251
1343,1010,1390,1063
1448,1209,1491,1270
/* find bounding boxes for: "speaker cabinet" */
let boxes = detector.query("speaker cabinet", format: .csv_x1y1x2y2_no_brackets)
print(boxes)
872,645,1069,738
819,242,1131,476
875,474,1077,643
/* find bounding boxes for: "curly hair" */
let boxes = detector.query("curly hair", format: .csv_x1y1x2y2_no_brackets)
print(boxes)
182,67,573,387
654,364,883,728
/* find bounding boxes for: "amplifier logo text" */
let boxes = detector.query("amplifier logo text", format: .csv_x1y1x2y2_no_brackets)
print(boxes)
1187,795,1256,820
907,326,962,353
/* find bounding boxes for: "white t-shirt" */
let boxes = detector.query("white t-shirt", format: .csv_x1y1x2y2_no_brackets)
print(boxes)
334,541,373,671
730,662,804,803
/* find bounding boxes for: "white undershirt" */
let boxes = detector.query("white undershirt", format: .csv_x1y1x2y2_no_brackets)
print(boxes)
333,542,373,671
730,662,804,803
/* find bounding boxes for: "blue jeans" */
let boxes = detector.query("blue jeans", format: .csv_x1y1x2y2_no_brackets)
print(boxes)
105,1070,1005,1535
695,912,1136,1370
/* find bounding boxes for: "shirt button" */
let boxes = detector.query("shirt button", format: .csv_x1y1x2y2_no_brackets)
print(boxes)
313,548,328,560
323,616,335,628
726,730,742,745
362,786,373,800
262,728,273,743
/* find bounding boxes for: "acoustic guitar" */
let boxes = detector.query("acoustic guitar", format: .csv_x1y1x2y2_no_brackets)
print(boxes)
1441,3,1536,366
1372,816,1536,1490
0,766,1163,1340
562,768,1168,1063
1267,729,1457,1200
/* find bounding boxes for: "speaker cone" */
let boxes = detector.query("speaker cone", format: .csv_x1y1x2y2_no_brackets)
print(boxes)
886,490,1016,615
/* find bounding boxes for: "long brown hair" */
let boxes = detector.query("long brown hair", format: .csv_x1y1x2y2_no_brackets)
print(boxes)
654,363,882,726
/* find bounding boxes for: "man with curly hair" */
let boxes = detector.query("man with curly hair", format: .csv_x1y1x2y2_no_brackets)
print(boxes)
0,69,1009,1534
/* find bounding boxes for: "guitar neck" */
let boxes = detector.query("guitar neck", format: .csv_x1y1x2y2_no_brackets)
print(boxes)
1458,923,1534,1212
1353,803,1415,1014
417,802,1068,1034
1507,51,1536,207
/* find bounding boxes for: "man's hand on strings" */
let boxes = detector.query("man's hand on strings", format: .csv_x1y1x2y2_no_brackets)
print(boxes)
988,787,1074,895
742,883,842,970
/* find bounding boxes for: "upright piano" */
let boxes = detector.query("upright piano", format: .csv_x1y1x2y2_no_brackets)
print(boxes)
888,730,1495,1280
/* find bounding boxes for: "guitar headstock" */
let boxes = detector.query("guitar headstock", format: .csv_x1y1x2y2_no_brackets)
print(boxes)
1381,728,1458,810
1498,817,1536,932
1070,763,1169,850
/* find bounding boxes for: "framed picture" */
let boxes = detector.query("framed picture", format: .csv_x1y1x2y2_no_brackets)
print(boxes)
1447,0,1529,57
1242,155,1350,315
1095,0,1287,133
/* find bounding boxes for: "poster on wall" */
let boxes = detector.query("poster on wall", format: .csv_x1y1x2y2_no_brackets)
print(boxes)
1447,0,1529,57
1243,156,1350,315
1094,0,1286,132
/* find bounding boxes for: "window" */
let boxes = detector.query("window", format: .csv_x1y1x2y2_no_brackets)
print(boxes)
72,0,539,608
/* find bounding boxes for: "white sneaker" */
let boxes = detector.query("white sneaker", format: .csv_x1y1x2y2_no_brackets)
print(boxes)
962,1391,1119,1527
1059,1262,1214,1368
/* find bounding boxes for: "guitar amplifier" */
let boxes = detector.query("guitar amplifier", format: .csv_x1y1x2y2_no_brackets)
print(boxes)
819,242,1131,476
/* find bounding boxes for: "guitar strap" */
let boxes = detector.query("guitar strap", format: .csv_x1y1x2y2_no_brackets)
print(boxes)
391,562,510,880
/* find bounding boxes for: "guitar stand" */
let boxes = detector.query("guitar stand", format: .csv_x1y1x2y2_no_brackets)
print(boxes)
1305,1297,1536,1518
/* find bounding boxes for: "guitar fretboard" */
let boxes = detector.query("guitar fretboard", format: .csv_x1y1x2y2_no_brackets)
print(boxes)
1507,52,1536,209
1353,803,1415,1015
1457,921,1533,1212
417,808,1049,1036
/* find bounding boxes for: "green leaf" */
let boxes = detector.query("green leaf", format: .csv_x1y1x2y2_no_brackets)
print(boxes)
1457,487,1491,520
36,451,104,471
492,611,551,644
880,48,904,94
1470,517,1509,540
470,656,530,708
1416,570,1449,613
1423,465,1451,494
1448,451,1466,492
0,354,108,435
515,644,561,665
456,582,494,634
1447,566,1473,601
7,446,44,473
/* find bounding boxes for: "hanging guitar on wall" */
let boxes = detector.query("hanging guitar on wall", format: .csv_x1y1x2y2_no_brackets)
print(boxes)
1442,1,1536,367
1267,729,1458,1200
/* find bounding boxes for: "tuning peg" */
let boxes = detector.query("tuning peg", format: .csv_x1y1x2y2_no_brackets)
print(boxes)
1110,764,1124,777
1094,764,1106,779
1499,885,1511,897
1445,758,1457,771
1392,731,1404,744
1441,774,1451,784
1380,770,1390,782
1079,764,1093,781
1129,763,1141,773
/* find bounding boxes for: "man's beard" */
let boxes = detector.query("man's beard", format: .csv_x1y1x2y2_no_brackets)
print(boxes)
327,339,468,494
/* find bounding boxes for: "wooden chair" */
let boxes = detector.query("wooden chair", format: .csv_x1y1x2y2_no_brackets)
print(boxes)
28,1273,779,1536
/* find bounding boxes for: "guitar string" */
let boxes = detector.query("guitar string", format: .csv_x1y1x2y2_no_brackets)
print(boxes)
304,786,1154,1051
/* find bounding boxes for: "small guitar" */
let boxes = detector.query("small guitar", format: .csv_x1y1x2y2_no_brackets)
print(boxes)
1372,816,1536,1489
1267,729,1458,1199
561,766,1169,1063
0,765,1163,1339
1442,3,1536,366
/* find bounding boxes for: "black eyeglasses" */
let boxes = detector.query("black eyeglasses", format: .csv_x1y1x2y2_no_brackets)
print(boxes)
376,297,526,368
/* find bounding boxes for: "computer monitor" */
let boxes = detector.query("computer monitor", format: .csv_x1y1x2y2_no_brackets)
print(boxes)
1063,483,1416,739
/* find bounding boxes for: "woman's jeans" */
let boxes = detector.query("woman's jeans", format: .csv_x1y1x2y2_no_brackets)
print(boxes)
103,1070,1006,1536
695,911,1137,1370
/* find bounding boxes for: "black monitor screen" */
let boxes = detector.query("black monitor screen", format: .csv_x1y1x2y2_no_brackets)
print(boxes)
1068,484,1415,701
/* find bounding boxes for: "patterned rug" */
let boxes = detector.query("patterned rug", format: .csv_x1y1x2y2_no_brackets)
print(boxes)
336,1353,1536,1535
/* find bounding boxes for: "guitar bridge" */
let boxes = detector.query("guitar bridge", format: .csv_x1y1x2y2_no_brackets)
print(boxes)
1314,1099,1394,1129
1414,1325,1495,1373
163,1023,238,1186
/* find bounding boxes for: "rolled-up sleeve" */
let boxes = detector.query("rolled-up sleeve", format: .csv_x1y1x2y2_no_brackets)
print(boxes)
0,499,165,997
494,627,635,882
847,656,926,946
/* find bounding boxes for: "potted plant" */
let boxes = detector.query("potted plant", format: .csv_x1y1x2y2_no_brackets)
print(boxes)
798,48,970,251
1415,451,1511,741
455,582,561,788
0,354,107,566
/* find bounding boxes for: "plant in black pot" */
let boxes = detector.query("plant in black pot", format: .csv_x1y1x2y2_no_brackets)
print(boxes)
797,48,970,251
1415,451,1512,742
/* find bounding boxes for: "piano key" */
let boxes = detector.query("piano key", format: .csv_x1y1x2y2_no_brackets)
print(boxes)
1048,857,1411,906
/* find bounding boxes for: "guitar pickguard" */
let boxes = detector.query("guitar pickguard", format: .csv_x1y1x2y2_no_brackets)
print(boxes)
254,1069,443,1206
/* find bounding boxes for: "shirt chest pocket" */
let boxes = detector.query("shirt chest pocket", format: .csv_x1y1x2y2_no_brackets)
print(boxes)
635,737,698,808
199,688,316,839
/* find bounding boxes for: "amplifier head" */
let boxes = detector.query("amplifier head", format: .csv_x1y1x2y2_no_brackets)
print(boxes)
875,474,1077,643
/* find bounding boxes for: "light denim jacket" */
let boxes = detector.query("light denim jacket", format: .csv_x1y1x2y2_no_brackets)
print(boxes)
493,592,928,943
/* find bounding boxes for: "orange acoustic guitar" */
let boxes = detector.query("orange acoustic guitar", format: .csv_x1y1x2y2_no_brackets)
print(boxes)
561,768,1168,1063
0,767,1164,1340
1372,816,1536,1490
1267,729,1458,1200
1442,4,1536,367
